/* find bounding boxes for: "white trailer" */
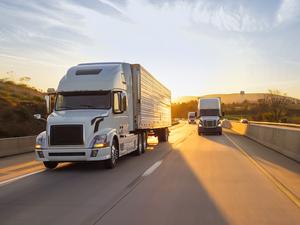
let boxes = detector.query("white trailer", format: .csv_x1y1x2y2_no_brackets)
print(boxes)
34,62,171,169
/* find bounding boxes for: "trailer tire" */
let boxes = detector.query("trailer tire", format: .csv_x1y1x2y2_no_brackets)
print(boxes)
135,133,143,156
105,139,119,169
43,162,58,169
142,132,147,153
158,128,169,142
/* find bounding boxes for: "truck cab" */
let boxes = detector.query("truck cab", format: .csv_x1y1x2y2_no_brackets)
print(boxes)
34,62,171,169
197,98,223,135
188,112,196,124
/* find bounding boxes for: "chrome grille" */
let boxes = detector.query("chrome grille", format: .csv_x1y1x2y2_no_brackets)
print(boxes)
204,120,217,128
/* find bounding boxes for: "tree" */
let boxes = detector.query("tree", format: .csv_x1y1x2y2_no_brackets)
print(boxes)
263,90,291,122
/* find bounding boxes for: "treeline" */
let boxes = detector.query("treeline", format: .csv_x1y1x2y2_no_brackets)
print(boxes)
172,100,198,119
0,78,46,138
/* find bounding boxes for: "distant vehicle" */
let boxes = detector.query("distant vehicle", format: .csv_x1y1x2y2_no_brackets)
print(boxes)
34,62,171,169
240,119,249,124
197,98,223,135
188,112,197,124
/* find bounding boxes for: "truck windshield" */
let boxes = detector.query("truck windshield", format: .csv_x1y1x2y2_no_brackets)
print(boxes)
200,109,220,116
55,91,111,111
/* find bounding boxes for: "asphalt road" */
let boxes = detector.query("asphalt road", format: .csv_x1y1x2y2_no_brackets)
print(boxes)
0,123,299,225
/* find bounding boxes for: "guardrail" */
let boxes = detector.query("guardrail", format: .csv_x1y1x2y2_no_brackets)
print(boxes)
223,121,300,162
0,136,36,158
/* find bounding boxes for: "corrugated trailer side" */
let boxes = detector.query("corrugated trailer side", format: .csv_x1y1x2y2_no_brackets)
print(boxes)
131,64,171,130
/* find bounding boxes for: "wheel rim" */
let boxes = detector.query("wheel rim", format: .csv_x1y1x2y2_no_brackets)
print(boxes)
139,134,142,153
111,144,117,164
143,133,147,149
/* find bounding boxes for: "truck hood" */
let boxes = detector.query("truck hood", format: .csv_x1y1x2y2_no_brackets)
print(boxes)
47,110,109,125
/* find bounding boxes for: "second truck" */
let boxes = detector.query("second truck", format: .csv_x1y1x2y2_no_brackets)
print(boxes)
34,62,171,169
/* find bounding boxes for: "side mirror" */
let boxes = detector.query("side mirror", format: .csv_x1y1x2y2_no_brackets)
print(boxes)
45,95,51,114
33,114,47,122
34,114,41,120
120,92,127,112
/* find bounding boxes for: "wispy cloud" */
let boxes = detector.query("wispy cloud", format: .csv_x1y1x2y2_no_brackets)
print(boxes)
148,0,300,32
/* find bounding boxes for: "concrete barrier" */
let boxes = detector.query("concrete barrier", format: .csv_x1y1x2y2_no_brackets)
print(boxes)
228,121,300,162
0,136,36,158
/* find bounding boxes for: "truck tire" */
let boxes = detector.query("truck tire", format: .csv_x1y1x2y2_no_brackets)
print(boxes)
142,132,147,153
43,162,58,169
198,129,201,136
105,139,119,169
135,133,143,156
158,128,169,142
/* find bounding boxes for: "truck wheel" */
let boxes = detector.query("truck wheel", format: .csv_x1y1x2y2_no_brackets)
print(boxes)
158,128,169,142
135,133,143,156
105,139,119,169
43,162,58,169
142,132,147,153
198,129,201,136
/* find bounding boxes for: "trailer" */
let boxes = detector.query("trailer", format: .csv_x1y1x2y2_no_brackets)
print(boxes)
34,62,171,169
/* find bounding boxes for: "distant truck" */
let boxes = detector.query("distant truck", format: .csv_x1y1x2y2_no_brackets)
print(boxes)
34,62,171,169
188,112,197,124
197,98,223,135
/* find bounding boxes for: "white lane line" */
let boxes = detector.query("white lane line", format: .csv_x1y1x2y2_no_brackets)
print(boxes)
0,169,45,187
142,161,162,177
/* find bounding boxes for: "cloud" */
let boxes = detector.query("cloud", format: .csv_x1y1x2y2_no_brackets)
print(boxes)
148,0,300,32
69,0,131,22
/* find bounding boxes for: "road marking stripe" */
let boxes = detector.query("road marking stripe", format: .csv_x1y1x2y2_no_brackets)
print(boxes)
142,161,162,177
0,161,41,173
0,169,44,186
224,132,300,208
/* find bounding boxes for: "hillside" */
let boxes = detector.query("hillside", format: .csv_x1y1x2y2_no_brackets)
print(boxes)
0,79,46,138
173,93,300,104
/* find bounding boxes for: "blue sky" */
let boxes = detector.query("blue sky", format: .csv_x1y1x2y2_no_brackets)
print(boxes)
0,0,300,98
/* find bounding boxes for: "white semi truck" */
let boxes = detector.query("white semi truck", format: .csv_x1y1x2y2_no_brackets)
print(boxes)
197,98,223,135
34,62,171,169
188,112,196,124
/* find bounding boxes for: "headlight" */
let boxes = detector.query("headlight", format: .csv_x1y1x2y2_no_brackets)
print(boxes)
35,132,46,149
91,134,109,148
217,120,222,127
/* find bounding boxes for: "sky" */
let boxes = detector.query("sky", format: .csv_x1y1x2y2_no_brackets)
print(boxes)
0,0,300,99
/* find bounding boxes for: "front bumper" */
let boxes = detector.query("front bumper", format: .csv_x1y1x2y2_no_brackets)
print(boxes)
35,147,111,162
198,126,222,134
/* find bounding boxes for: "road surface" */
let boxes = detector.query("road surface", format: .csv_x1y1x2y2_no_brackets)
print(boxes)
0,122,300,225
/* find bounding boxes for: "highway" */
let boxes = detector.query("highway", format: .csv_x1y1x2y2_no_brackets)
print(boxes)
0,122,300,225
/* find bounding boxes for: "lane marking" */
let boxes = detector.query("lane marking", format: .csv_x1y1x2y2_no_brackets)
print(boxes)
0,169,44,187
0,161,41,173
142,160,162,177
224,132,300,208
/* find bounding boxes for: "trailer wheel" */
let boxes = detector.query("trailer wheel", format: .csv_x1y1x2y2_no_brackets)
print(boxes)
43,162,58,169
158,128,169,142
142,132,147,153
105,139,119,169
135,133,143,156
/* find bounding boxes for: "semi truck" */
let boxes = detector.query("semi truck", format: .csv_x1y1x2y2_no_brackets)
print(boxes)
188,112,196,124
34,62,171,169
197,98,223,135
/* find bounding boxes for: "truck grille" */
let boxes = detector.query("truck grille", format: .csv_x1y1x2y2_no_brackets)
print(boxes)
50,125,83,146
204,120,217,128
